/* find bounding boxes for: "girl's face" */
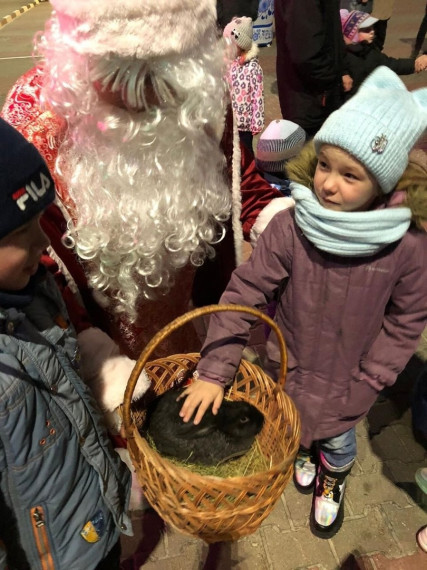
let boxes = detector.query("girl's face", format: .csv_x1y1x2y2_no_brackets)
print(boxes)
358,25,375,44
0,214,50,291
314,145,380,212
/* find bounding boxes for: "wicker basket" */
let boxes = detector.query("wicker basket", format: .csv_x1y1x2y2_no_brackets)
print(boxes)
123,304,301,543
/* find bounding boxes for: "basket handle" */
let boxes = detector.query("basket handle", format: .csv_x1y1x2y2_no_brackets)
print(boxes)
123,304,287,432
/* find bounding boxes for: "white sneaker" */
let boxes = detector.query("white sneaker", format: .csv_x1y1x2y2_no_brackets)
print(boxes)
293,449,317,493
417,525,427,553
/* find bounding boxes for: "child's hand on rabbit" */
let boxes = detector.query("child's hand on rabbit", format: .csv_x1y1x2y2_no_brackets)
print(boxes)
178,378,224,424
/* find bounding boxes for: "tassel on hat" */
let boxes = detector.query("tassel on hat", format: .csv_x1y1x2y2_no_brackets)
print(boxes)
49,0,218,58
314,66,427,194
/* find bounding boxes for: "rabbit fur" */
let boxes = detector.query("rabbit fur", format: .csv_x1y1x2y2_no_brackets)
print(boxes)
145,387,264,466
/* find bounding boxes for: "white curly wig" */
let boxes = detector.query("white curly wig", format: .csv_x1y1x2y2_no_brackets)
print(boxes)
36,11,231,320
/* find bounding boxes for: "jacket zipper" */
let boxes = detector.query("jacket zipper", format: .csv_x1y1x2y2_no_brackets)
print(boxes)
31,506,55,570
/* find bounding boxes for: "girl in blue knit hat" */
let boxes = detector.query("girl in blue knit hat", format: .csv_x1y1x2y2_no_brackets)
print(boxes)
177,67,427,538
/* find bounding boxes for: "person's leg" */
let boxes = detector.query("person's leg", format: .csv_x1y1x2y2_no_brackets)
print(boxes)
311,428,356,538
95,540,121,570
373,19,389,52
412,364,427,447
320,426,356,469
238,130,254,155
415,467,427,552
414,5,427,55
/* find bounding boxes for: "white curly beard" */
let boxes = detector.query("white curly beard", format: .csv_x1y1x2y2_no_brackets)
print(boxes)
38,17,232,320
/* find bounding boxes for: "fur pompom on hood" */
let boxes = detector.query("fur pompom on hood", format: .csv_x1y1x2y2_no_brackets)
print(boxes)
285,140,317,189
239,43,259,64
286,141,427,230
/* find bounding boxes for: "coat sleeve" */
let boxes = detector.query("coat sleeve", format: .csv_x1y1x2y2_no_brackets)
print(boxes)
196,210,294,385
239,143,283,238
377,52,415,76
77,327,150,416
359,232,427,389
250,61,264,135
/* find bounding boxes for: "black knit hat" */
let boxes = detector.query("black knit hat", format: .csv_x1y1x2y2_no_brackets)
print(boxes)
0,118,55,240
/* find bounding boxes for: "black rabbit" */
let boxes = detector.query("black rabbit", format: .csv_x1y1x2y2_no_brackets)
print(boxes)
145,387,264,465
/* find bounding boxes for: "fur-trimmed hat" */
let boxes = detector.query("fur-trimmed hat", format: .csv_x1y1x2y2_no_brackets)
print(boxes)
340,9,378,43
256,120,306,173
0,118,55,240
314,67,427,194
49,0,218,58
224,16,254,52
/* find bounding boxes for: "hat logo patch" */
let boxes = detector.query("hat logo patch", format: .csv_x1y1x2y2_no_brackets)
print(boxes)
12,172,52,211
371,134,388,154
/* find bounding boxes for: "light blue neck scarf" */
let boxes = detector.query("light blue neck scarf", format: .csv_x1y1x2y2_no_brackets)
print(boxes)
291,182,412,257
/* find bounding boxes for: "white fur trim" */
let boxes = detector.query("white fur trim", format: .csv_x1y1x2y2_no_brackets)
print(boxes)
98,355,151,412
77,328,150,411
243,43,259,62
51,0,217,58
231,112,244,265
249,197,295,246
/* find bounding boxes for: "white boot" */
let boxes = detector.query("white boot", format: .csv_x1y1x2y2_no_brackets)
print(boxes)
311,453,354,538
293,447,317,493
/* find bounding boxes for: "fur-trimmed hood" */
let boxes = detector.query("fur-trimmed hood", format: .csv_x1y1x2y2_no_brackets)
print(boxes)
286,142,427,231
238,42,259,64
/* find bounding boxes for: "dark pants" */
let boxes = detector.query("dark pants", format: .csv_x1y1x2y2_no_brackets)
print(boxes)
374,20,388,52
95,541,121,570
415,4,427,53
412,365,427,437
238,130,254,155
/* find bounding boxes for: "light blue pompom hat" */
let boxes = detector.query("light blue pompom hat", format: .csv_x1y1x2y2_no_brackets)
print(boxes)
313,66,427,194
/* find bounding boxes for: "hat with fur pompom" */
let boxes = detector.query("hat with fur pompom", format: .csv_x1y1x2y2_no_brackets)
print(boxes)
50,0,218,58
314,67,427,194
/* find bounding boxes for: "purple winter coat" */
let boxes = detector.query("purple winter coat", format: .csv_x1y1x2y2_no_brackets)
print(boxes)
197,208,427,448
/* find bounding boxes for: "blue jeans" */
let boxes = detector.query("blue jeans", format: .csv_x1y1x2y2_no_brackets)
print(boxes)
318,427,357,469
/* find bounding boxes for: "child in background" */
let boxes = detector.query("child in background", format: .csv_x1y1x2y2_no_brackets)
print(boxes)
255,119,306,197
178,67,427,538
341,9,427,99
223,16,264,153
0,118,150,569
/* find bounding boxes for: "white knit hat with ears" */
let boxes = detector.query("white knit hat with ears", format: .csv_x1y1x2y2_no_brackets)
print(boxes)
225,16,254,52
49,0,218,58
314,66,427,194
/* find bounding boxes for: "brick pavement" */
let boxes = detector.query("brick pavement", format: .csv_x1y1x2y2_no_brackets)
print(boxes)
120,2,427,568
